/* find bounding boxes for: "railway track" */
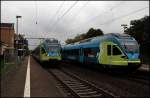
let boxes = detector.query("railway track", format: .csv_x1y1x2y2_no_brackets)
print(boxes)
62,62,149,85
126,70,150,85
48,68,118,98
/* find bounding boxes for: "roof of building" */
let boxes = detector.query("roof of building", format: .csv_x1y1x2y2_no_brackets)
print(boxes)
0,23,14,29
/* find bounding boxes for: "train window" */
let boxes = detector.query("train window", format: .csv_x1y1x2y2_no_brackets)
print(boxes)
73,49,79,56
107,45,111,56
84,48,90,57
46,39,58,43
84,48,98,58
41,48,45,53
91,48,99,57
112,45,122,55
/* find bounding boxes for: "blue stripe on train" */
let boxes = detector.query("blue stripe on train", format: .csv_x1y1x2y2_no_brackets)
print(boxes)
127,53,139,59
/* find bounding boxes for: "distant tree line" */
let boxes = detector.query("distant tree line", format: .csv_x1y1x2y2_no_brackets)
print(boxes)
65,28,103,44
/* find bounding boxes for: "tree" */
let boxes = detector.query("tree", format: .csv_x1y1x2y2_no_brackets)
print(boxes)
65,28,103,44
125,16,149,44
86,28,103,38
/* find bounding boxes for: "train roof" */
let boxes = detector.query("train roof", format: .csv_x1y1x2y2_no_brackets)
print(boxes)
43,38,59,43
33,38,60,51
62,33,134,50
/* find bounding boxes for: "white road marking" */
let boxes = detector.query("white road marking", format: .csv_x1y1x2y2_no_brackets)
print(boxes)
24,56,30,97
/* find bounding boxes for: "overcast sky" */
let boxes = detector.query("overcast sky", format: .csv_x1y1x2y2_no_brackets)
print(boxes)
1,1,149,50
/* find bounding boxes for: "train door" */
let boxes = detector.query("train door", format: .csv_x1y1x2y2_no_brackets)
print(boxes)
99,41,111,65
98,41,127,66
79,48,84,63
111,45,127,66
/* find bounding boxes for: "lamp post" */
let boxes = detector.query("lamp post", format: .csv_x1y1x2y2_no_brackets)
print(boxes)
16,15,22,40
16,15,22,59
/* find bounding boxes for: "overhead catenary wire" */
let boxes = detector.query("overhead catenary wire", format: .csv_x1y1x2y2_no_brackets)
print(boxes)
65,1,89,38
68,2,148,39
51,1,79,32
105,1,125,26
58,1,79,21
34,0,38,38
98,6,149,26
71,3,148,33
48,1,65,30
35,0,38,25
109,1,124,11
69,1,125,33
34,1,45,47
69,1,89,26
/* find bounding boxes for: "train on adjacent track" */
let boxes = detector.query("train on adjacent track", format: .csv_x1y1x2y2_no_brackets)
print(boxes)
61,33,141,72
32,38,61,65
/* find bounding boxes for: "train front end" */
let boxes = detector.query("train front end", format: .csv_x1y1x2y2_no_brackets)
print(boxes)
47,45,61,62
114,34,141,71
119,38,141,70
99,33,141,72
41,39,61,64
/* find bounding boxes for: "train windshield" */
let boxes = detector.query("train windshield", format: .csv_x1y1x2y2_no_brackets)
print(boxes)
46,39,58,44
122,41,139,53
48,45,60,51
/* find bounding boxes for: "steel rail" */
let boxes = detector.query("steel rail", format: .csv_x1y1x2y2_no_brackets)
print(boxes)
48,68,118,97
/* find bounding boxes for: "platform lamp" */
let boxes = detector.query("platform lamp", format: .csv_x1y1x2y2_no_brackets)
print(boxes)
16,15,22,41
16,15,22,58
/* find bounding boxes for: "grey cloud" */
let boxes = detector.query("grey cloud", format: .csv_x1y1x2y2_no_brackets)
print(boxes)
1,1,149,50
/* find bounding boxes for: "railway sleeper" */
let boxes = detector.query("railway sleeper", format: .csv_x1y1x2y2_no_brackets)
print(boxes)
69,85,88,88
71,86,89,90
73,88,93,92
72,87,91,91
78,92,102,97
67,84,86,87
79,93,103,97
64,80,78,82
64,81,83,85
77,91,98,95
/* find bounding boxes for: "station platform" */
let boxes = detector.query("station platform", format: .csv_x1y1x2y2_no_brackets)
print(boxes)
1,56,66,97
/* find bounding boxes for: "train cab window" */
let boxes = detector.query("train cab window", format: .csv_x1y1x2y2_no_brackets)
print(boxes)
107,45,111,56
112,45,122,55
41,48,45,53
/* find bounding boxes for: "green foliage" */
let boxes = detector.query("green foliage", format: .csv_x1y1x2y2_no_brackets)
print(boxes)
65,28,103,44
125,16,149,44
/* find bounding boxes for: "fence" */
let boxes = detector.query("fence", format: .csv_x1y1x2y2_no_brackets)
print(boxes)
1,48,25,69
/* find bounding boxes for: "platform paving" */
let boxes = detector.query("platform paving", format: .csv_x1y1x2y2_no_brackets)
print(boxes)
1,56,66,97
